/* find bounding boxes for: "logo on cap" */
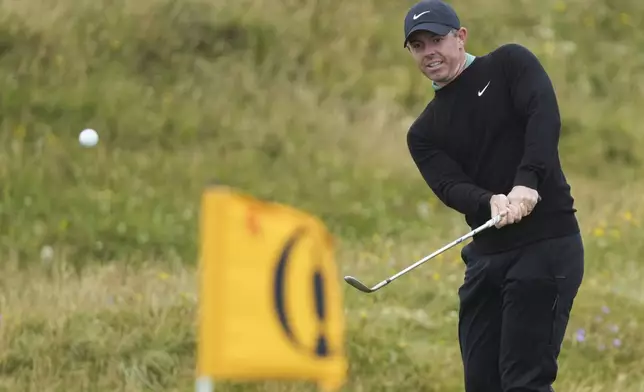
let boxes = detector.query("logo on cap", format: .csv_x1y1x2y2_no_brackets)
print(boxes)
413,10,431,20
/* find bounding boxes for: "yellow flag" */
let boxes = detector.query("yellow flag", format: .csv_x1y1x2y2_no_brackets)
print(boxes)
196,186,347,391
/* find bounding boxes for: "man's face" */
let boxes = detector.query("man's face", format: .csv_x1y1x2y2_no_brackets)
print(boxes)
406,28,467,85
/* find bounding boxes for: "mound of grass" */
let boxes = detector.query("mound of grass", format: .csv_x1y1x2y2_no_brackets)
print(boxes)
2,0,643,266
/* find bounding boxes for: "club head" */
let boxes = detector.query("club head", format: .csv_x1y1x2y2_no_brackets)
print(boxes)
343,276,375,293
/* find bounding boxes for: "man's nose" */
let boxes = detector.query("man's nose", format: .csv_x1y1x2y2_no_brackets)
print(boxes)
422,45,436,56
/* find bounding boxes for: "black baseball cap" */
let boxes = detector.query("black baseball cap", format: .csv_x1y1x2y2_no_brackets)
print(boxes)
403,0,461,47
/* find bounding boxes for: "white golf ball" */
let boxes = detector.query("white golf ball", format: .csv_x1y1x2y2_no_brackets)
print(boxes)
79,129,99,147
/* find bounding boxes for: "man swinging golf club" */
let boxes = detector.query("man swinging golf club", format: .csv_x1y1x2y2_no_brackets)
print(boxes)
403,0,584,390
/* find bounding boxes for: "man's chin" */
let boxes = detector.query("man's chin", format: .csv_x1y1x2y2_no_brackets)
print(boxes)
426,73,448,84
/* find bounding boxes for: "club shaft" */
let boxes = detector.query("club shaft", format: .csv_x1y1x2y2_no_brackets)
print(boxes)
377,215,501,286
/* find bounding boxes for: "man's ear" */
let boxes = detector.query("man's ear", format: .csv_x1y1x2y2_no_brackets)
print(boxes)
457,27,468,47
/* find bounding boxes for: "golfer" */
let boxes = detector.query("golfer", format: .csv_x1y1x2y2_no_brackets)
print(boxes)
403,0,584,390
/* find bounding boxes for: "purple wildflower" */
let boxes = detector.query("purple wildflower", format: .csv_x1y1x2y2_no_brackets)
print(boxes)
613,338,622,348
575,329,586,342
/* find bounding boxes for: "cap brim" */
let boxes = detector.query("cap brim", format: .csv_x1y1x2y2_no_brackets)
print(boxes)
404,23,453,46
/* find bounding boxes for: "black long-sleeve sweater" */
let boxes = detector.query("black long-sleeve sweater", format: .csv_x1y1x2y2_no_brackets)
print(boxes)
407,43,580,254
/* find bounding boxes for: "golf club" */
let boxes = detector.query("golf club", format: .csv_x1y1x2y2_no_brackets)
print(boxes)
344,214,503,293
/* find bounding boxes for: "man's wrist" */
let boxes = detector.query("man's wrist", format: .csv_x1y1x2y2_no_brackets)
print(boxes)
514,170,539,190
479,191,494,212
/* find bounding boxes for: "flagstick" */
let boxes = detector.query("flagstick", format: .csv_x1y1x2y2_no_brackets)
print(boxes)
196,377,214,392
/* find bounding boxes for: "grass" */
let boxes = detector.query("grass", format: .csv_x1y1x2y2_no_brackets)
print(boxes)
2,195,644,392
1,0,644,390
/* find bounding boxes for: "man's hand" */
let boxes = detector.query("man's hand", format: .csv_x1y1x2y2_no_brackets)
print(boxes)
507,185,540,218
490,194,522,228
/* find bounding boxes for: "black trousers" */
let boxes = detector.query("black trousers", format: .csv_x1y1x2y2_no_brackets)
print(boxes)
458,233,584,392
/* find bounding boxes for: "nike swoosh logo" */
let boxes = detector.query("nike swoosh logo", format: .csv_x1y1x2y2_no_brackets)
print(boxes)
413,10,431,19
478,81,491,96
